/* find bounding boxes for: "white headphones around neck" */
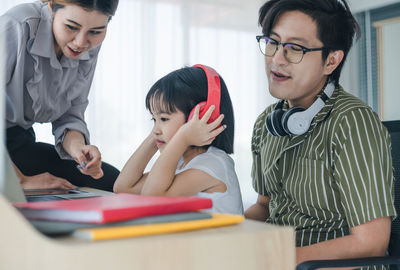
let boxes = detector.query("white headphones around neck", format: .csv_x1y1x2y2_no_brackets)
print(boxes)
265,82,335,137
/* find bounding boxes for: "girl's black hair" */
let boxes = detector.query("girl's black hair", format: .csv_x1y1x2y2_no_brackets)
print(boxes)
259,0,360,86
49,0,119,17
145,66,235,154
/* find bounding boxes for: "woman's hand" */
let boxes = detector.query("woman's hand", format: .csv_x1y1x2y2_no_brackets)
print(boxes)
63,130,104,179
70,144,104,179
21,172,76,190
11,162,75,190
177,105,226,147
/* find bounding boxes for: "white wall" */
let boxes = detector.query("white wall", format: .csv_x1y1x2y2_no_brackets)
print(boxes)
349,0,400,13
382,19,400,120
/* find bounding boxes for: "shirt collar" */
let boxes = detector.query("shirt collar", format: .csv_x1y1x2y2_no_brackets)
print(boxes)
29,4,53,59
29,4,90,69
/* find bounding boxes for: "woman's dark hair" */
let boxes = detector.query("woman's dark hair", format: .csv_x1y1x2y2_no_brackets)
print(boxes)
258,0,360,86
145,66,235,154
45,0,119,17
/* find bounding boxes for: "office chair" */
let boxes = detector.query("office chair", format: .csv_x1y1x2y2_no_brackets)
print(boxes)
296,120,400,270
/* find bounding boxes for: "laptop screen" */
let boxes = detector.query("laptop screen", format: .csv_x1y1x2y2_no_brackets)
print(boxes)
0,33,26,203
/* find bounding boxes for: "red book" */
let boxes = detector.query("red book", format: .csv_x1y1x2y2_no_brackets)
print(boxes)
13,193,213,224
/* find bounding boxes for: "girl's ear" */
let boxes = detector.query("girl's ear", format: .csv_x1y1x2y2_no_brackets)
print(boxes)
323,50,344,76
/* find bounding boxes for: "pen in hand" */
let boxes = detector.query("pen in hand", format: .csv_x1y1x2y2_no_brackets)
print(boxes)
76,161,88,171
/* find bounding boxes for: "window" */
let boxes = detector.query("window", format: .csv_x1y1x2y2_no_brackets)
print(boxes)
352,2,400,118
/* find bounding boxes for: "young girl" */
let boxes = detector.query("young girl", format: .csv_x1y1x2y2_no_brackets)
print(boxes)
114,65,244,215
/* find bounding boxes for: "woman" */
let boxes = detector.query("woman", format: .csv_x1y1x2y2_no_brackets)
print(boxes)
0,0,119,192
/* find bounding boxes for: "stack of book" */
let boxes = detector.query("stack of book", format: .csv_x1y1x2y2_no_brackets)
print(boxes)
13,193,244,241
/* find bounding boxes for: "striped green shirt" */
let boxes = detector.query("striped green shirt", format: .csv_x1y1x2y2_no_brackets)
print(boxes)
251,86,396,260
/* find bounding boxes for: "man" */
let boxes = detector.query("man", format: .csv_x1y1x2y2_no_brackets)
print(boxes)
245,0,396,268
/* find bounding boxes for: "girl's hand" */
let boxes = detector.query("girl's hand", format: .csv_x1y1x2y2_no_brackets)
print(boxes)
177,105,226,147
70,144,104,179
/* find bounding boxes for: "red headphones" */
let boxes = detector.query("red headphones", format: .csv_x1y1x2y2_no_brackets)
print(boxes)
188,64,221,123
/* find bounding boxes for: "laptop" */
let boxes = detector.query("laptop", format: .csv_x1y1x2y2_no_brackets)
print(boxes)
24,187,100,202
0,152,27,203
0,37,100,204
0,143,101,203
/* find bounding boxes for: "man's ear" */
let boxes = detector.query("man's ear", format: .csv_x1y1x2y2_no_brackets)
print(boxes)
323,50,344,75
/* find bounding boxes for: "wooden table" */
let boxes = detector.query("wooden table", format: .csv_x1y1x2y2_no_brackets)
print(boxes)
0,193,295,270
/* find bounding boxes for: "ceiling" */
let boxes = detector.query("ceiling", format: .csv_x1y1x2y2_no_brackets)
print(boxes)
153,0,400,31
348,0,400,13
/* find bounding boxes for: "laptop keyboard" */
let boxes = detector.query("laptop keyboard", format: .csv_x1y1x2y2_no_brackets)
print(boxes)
26,195,66,202
25,190,100,202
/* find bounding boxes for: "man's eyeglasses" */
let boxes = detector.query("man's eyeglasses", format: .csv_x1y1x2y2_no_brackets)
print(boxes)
256,35,326,64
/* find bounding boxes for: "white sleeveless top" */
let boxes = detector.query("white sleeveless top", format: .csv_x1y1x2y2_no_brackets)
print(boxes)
175,146,244,215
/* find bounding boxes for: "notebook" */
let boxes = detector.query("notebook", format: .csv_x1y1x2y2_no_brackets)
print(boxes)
14,193,213,224
73,213,244,241
30,211,212,236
